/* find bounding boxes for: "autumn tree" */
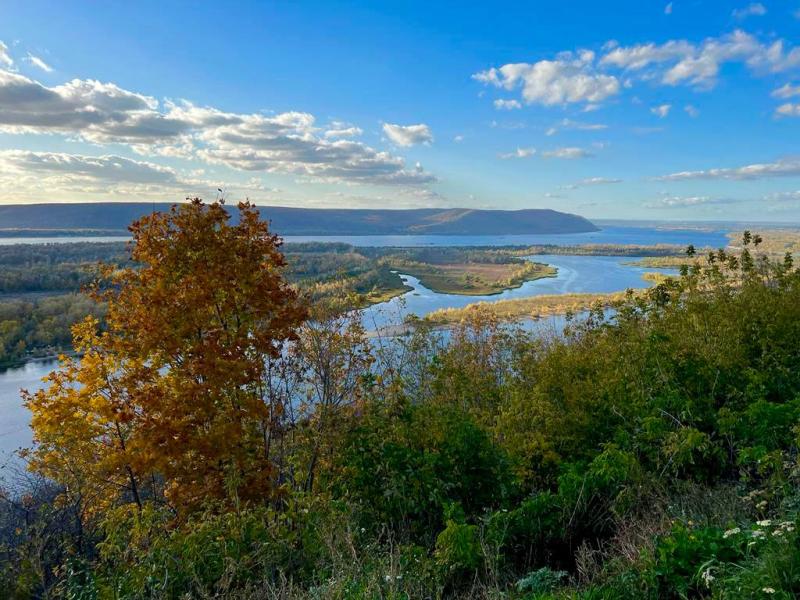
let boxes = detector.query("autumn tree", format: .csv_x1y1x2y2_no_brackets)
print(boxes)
24,199,307,514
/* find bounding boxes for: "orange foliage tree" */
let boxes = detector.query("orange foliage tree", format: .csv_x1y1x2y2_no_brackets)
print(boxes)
23,199,307,514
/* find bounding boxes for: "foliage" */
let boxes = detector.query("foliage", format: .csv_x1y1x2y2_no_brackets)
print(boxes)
5,228,800,598
23,199,308,515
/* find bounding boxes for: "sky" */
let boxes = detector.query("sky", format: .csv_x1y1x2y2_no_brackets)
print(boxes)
1,1,800,222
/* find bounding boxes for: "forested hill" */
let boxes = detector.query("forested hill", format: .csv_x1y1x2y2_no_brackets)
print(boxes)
0,203,598,235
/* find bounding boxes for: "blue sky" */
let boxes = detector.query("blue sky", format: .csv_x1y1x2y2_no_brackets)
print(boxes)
1,1,800,221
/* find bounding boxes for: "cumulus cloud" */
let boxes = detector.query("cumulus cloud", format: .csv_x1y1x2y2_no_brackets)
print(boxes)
657,157,800,180
0,69,437,188
651,104,672,118
601,30,800,89
475,30,800,113
382,122,434,147
493,98,522,110
776,103,800,116
541,147,593,159
0,41,12,68
732,3,766,19
772,83,800,99
0,150,287,203
324,125,363,138
499,147,536,159
25,53,53,73
473,50,620,107
0,150,185,196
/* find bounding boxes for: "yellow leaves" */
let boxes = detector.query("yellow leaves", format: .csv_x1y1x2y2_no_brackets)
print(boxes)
26,199,308,520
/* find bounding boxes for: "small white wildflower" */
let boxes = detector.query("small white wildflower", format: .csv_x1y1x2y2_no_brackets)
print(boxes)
384,575,392,582
763,587,776,594
360,527,366,533
757,501,768,509
723,527,741,538
773,529,784,537
752,530,766,539
757,520,772,527
701,568,715,587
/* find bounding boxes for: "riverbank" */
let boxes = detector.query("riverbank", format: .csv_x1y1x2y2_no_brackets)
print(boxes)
423,289,636,325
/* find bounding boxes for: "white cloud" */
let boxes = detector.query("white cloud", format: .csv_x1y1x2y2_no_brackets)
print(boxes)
546,118,608,135
499,147,536,159
0,69,437,188
0,41,12,68
664,2,673,15
473,50,620,107
0,150,184,196
324,125,362,138
574,176,622,186
25,53,53,73
684,104,700,117
732,3,767,19
645,194,737,208
541,147,593,159
651,104,672,118
493,98,522,110
601,30,800,89
776,103,800,116
382,122,434,147
453,134,464,142
602,40,694,71
772,83,800,99
658,157,800,180
0,150,283,202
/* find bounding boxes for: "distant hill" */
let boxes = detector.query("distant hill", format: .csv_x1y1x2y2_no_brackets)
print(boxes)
0,203,598,236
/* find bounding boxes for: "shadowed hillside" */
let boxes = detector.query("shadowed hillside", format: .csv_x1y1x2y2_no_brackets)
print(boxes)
0,203,598,236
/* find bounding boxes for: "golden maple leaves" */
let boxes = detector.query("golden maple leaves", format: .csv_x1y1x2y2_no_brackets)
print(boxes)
24,200,307,515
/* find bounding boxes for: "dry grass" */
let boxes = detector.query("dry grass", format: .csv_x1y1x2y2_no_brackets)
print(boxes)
424,290,636,324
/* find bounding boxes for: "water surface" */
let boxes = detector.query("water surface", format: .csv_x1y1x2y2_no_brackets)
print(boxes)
0,225,730,249
362,254,674,329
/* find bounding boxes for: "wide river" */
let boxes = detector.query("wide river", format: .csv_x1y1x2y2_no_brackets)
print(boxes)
0,224,730,248
0,226,729,467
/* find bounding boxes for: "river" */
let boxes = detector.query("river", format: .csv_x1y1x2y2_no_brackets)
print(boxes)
0,249,683,468
0,224,731,249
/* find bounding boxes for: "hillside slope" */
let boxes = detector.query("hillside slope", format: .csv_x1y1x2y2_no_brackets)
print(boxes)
0,203,598,236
